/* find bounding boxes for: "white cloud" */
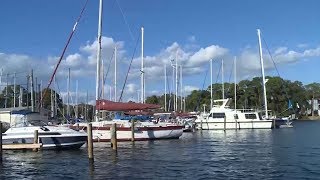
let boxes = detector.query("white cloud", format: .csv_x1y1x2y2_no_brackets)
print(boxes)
4,34,320,103
187,45,228,67
184,85,199,95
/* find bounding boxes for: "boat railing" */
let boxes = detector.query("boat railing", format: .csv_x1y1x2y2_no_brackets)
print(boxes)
237,109,258,113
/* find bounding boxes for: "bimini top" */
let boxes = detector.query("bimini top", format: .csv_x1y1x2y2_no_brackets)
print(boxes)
96,100,161,111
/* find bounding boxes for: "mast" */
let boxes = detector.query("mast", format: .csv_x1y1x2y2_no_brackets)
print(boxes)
76,80,78,119
221,59,224,99
35,77,38,110
175,50,178,111
140,27,145,103
101,54,104,99
54,77,57,116
13,72,16,108
51,89,54,118
95,0,103,121
67,68,70,118
19,86,23,107
257,29,268,119
30,70,35,111
234,56,237,109
5,73,8,108
180,65,183,111
164,64,167,111
210,59,213,108
114,45,117,102
172,61,175,111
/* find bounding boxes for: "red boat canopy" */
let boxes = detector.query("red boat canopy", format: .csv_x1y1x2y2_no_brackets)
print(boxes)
96,100,161,111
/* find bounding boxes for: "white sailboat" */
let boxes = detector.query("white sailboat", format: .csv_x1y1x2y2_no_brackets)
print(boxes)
73,0,183,141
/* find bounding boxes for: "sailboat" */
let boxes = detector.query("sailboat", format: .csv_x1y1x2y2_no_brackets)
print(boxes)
70,0,183,142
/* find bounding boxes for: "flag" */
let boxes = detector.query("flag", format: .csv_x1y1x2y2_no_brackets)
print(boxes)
288,100,293,109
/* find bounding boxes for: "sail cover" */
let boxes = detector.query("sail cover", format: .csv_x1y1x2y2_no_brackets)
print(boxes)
96,100,161,111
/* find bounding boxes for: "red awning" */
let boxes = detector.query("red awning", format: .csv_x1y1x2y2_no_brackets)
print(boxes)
96,100,161,111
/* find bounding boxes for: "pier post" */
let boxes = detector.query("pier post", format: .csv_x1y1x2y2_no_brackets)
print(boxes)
200,118,203,130
224,116,226,131
273,119,276,129
33,130,39,152
0,122,2,162
111,123,117,150
131,120,135,142
87,123,94,162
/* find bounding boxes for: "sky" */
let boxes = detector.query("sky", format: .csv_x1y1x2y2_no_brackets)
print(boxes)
1,0,320,104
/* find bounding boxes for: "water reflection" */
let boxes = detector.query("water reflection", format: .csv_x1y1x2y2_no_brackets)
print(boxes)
1,122,320,179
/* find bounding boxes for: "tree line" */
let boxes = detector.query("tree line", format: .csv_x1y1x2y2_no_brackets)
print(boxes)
146,76,320,118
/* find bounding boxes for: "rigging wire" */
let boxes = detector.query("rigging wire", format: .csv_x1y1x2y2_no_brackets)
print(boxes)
99,49,115,99
262,36,292,115
195,67,209,111
115,0,135,41
118,31,141,102
40,0,89,107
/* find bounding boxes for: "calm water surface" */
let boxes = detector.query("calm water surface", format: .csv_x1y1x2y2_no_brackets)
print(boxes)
1,121,320,180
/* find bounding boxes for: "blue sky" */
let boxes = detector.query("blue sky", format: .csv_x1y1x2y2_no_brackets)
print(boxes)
1,0,320,103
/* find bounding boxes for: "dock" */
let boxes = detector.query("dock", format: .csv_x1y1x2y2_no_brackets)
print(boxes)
2,143,42,150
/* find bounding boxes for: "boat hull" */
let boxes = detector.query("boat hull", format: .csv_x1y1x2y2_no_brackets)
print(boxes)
75,125,184,142
196,120,273,130
2,126,87,150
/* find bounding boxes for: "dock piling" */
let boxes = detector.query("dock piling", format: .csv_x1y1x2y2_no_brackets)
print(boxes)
87,123,94,161
111,123,117,150
224,116,226,131
131,120,135,142
0,122,2,162
33,130,39,152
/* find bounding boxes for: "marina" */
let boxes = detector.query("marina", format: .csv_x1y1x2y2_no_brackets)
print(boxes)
1,0,320,179
1,121,320,179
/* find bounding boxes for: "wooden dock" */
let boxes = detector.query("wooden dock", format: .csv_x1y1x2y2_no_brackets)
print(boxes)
2,143,42,150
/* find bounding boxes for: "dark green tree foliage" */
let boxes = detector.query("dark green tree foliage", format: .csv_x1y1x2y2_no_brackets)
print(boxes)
144,76,312,117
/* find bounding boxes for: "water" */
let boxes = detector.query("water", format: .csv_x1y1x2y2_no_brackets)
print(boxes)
1,121,320,180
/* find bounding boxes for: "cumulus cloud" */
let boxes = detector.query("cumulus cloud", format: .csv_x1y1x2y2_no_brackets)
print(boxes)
3,34,320,102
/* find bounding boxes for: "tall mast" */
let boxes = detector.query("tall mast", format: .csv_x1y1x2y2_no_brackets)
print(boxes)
257,29,268,119
221,59,224,99
30,70,35,111
175,50,178,111
13,72,16,108
164,63,167,111
51,89,54,118
114,45,117,102
172,62,175,111
19,86,23,107
101,54,104,99
5,73,8,108
180,65,183,111
67,68,70,118
140,27,145,103
54,77,57,116
234,56,237,109
210,59,213,108
76,80,79,119
95,0,103,121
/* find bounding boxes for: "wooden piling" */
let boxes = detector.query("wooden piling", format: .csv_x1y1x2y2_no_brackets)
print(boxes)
110,123,117,150
87,123,94,161
33,130,39,152
131,120,135,142
0,122,2,162
224,116,226,131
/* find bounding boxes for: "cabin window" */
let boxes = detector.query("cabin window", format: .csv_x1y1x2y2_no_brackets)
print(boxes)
234,114,239,119
245,114,257,119
209,113,225,118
